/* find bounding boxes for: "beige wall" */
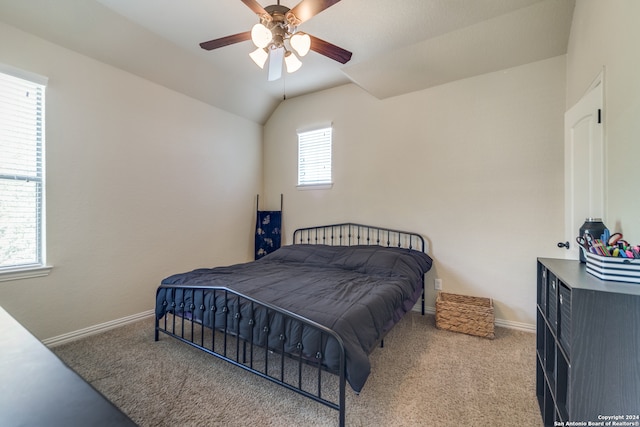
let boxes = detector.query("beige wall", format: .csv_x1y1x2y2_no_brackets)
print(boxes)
0,23,262,339
263,56,567,327
566,0,640,242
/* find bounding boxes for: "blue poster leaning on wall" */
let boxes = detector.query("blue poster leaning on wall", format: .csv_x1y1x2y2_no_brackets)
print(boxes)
255,210,282,260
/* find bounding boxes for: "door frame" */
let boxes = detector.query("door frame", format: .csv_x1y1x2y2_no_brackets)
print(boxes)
564,69,606,259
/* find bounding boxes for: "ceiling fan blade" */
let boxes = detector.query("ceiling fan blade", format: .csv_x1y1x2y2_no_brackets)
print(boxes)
268,47,284,81
288,0,341,25
240,0,268,16
200,31,251,50
309,35,352,64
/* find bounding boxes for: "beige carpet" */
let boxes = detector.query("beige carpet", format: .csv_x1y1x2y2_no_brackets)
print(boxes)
52,312,543,426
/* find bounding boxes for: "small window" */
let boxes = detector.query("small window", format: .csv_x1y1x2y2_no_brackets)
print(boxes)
297,125,332,187
0,65,48,277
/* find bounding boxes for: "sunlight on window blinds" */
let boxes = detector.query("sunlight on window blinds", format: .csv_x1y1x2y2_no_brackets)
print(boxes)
297,126,332,186
0,70,46,269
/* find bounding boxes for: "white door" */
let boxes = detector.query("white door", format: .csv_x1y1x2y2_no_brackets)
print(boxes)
564,73,605,260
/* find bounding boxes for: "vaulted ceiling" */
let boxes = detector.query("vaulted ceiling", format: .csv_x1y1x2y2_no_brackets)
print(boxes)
0,0,575,124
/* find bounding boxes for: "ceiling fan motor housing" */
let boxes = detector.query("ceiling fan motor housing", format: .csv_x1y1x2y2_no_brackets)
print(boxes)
261,5,297,49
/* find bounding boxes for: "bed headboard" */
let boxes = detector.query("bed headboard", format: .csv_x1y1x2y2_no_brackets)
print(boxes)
293,223,426,253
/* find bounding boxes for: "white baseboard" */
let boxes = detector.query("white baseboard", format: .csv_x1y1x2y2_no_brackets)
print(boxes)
494,318,535,333
44,304,534,348
415,305,535,333
44,309,154,347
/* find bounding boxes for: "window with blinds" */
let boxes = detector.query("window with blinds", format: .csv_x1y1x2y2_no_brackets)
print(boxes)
0,67,47,271
297,126,332,187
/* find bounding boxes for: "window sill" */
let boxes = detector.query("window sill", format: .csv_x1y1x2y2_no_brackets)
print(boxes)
297,183,333,190
0,265,53,282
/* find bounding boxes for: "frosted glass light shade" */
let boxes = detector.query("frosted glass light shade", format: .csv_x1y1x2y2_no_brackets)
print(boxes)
251,23,272,48
290,32,311,57
284,51,302,73
249,47,269,68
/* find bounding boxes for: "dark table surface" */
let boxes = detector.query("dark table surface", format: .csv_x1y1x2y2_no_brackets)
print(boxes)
0,306,137,426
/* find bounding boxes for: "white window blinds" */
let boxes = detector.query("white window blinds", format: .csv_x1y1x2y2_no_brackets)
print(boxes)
0,68,47,270
297,126,332,186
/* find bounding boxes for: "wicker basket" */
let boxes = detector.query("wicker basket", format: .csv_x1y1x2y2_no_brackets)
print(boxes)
435,292,495,339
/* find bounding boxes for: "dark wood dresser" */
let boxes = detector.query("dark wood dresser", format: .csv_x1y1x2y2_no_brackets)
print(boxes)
536,258,640,426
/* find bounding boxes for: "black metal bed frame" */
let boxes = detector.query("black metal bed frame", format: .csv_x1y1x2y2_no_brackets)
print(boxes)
155,223,426,427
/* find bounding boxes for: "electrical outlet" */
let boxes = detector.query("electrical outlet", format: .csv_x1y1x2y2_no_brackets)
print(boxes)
434,278,442,290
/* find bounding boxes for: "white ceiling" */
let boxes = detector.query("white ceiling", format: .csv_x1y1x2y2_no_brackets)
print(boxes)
0,0,575,124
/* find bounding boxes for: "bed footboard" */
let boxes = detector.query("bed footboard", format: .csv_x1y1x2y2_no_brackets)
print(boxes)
155,284,347,427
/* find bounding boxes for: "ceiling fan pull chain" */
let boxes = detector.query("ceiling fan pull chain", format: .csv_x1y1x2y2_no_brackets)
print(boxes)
283,76,287,100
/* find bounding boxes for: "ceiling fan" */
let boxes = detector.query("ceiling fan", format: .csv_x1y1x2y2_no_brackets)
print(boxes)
200,0,352,81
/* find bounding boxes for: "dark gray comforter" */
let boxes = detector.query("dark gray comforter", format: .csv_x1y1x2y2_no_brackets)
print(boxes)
156,244,432,392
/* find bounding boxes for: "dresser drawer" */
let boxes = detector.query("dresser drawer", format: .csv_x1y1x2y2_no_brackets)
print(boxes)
547,272,558,331
558,283,571,356
538,264,548,312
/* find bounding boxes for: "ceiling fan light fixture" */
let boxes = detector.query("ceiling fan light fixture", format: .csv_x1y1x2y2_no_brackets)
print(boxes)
290,32,311,57
251,23,272,48
200,0,352,81
249,47,269,68
284,51,302,73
